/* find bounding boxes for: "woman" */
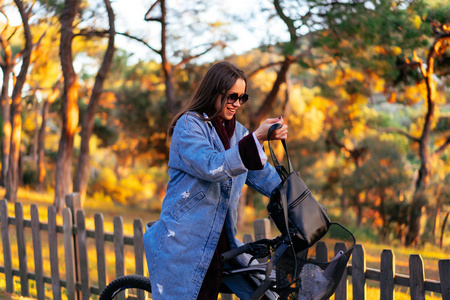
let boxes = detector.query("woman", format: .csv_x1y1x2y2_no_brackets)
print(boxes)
143,61,287,299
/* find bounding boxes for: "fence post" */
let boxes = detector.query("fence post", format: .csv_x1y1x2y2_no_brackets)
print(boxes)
334,242,348,300
63,207,76,300
134,219,144,275
243,234,254,244
409,254,425,300
315,241,327,263
254,218,271,263
48,206,61,300
316,242,329,300
114,216,125,300
134,219,146,300
65,193,82,300
15,202,29,297
95,213,107,294
254,218,271,240
114,216,125,277
31,204,45,300
380,249,395,300
0,199,13,293
76,210,90,300
352,244,366,300
439,260,450,300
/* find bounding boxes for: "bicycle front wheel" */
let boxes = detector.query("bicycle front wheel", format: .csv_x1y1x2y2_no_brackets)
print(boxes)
100,275,152,300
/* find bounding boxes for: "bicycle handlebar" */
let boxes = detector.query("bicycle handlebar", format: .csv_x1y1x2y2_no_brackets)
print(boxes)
221,243,252,262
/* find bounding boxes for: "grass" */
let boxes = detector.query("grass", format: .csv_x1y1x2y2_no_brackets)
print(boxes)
0,187,448,299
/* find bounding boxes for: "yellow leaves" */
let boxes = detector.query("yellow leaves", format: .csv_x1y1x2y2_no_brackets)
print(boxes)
404,84,426,104
288,105,325,142
409,15,422,30
252,70,277,93
390,46,402,56
289,86,306,114
209,21,225,28
344,138,354,150
23,111,40,132
91,167,165,207
29,21,62,89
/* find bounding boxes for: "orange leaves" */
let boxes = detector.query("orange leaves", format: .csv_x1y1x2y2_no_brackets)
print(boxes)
379,158,391,167
99,92,116,109
388,92,397,103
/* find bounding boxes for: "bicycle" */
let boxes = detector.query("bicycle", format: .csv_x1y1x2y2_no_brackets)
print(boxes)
99,222,355,300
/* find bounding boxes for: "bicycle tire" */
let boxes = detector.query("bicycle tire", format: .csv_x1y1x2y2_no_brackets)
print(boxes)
100,275,152,300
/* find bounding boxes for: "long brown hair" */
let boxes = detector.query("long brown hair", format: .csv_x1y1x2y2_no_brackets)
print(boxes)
168,61,247,137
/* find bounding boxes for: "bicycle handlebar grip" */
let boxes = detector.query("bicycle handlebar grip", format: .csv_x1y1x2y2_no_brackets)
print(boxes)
221,244,252,262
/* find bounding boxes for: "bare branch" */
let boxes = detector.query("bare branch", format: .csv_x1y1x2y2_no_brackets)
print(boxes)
247,60,285,78
434,135,450,156
378,127,421,143
144,0,161,22
327,129,347,151
116,31,160,55
74,29,161,55
75,29,108,38
174,41,225,69
145,17,162,22
33,31,47,49
274,0,298,45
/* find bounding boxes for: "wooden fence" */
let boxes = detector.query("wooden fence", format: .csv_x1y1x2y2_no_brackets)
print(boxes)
0,195,449,300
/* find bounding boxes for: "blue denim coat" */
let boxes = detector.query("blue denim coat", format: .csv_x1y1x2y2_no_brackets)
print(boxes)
143,112,281,299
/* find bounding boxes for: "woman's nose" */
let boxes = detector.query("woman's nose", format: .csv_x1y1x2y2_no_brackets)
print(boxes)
231,99,241,107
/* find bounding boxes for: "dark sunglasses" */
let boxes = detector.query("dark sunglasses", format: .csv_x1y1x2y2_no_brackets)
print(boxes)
223,92,249,105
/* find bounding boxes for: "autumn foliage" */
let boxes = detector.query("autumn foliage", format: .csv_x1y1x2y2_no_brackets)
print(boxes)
0,0,449,247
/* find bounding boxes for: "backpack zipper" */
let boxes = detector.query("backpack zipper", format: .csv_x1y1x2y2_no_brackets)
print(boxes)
288,189,311,209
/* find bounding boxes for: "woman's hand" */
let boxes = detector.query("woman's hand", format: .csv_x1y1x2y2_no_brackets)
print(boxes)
254,117,288,144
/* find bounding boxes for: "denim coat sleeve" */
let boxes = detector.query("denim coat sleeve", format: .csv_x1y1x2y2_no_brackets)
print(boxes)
169,113,249,181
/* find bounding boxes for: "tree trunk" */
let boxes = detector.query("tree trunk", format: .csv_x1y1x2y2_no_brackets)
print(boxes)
54,0,80,213
5,0,33,202
340,188,348,219
32,94,39,163
405,37,443,245
37,100,49,191
73,0,115,205
159,0,177,115
0,63,12,187
354,193,363,227
0,26,14,188
37,79,61,191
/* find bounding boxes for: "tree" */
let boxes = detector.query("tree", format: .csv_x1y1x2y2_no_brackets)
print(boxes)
54,0,79,212
142,0,227,115
37,79,61,190
397,20,450,246
271,0,450,245
73,0,115,205
26,21,62,190
0,8,16,187
4,0,33,201
360,1,450,245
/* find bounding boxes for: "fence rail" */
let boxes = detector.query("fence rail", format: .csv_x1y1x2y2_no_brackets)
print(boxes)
0,195,449,300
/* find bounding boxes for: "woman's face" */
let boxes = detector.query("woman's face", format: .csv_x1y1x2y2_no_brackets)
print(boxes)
215,78,246,121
